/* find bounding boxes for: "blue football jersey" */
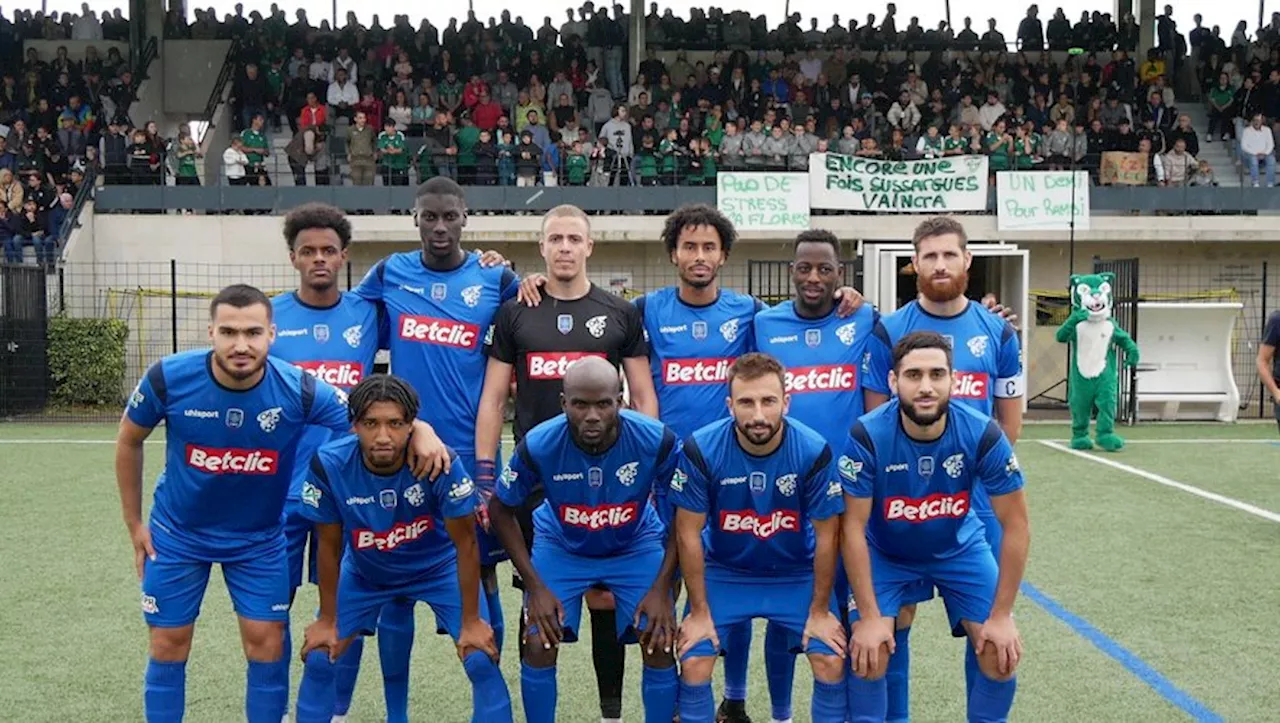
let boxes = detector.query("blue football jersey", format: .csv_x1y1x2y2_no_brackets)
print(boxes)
496,410,679,556
301,436,480,585
354,251,518,453
865,300,1023,416
124,350,350,554
271,291,383,499
841,400,1024,562
754,301,882,446
635,288,762,439
669,417,844,577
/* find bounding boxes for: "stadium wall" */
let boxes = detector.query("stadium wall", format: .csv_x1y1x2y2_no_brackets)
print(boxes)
67,214,1280,409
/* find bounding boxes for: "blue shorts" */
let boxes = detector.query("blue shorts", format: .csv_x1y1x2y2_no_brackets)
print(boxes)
528,540,668,644
283,499,318,591
849,543,999,638
680,566,841,660
337,561,488,640
456,452,509,567
894,512,1002,610
141,524,290,628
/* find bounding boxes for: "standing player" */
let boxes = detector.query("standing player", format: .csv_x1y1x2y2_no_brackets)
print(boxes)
1257,308,1280,434
669,353,849,723
841,331,1029,722
489,357,681,723
269,202,397,723
863,216,1025,718
297,374,513,722
351,176,520,677
115,285,450,722
475,204,659,723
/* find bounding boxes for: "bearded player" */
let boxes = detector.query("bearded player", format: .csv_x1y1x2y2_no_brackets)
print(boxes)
489,356,681,723
670,353,849,723
352,177,519,691
297,374,513,723
842,331,1028,723
115,285,450,722
863,216,1024,720
476,204,658,723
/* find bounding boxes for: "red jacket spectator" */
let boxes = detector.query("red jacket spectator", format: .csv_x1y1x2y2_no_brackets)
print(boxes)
473,97,503,131
299,101,327,130
463,78,489,110
354,94,384,131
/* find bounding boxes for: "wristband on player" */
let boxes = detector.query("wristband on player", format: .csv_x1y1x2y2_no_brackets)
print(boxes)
476,459,497,482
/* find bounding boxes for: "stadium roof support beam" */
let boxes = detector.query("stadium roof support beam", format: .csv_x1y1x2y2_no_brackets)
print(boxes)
629,0,645,91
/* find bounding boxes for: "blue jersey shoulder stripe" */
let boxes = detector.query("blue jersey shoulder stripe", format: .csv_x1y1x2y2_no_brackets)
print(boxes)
656,425,677,463
309,453,330,485
300,370,316,419
849,420,875,457
374,257,388,285
871,319,892,346
977,419,1003,460
499,267,519,294
682,434,714,481
999,319,1017,343
633,294,647,317
515,439,541,479
802,442,833,483
146,362,168,405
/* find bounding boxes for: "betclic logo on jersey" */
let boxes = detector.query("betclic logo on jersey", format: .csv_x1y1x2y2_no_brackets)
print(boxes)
295,360,365,389
719,509,800,539
952,371,989,399
560,502,639,530
784,364,857,393
353,515,434,551
185,444,279,475
527,351,607,380
662,357,732,385
398,314,480,349
884,491,970,522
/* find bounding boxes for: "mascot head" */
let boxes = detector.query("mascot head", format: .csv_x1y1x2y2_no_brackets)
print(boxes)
1070,273,1114,321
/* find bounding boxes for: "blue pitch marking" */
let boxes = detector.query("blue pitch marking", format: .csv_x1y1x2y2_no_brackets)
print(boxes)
1021,582,1224,723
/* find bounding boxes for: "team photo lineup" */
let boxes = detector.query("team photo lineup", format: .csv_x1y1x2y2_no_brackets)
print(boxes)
117,176,1030,723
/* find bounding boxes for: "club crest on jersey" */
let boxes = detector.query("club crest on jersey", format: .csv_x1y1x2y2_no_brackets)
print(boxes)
1006,454,1020,474
588,467,603,487
431,283,447,301
405,483,425,507
141,594,159,615
226,408,244,428
586,315,608,338
313,324,330,343
805,329,821,347
720,318,739,342
343,324,362,348
943,453,965,478
557,314,574,334
257,407,282,433
616,461,639,486
836,322,857,346
301,481,322,508
749,471,767,493
461,284,483,308
129,389,145,408
500,467,518,488
692,321,708,340
671,468,687,492
379,489,398,509
838,455,862,480
775,473,797,497
918,456,935,477
967,335,989,358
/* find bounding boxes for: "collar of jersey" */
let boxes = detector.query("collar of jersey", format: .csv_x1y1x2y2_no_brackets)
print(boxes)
912,297,971,321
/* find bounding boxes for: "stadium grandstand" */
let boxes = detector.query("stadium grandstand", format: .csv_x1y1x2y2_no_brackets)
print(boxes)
4,3,1280,723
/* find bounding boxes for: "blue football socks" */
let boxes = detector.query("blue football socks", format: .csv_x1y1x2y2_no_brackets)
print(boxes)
462,650,513,722
886,626,912,722
245,659,287,723
677,679,715,723
294,650,336,723
520,662,558,723
332,635,364,716
143,658,186,722
764,621,797,720
846,671,889,723
485,584,506,655
964,644,982,699
641,665,678,723
811,678,849,723
968,671,1017,722
377,601,416,723
720,620,752,702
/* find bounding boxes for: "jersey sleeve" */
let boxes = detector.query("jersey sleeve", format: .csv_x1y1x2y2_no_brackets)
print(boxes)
498,268,520,303
125,363,167,429
495,440,538,507
376,302,391,350
802,443,845,520
993,322,1025,399
304,374,352,432
863,320,894,395
620,299,650,358
650,427,681,525
669,436,711,514
632,295,649,343
299,455,343,525
352,258,387,302
484,301,518,364
974,420,1025,498
434,452,481,519
1264,312,1280,348
840,421,877,499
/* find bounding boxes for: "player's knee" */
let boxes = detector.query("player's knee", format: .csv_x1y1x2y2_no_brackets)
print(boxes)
975,646,1018,682
896,605,916,629
481,565,499,593
240,620,286,662
640,645,675,669
148,625,194,662
585,588,615,610
807,652,845,683
521,637,558,668
678,655,715,684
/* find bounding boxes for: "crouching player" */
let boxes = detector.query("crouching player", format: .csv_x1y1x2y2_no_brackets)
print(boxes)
670,352,849,723
841,331,1029,722
489,356,681,723
297,374,513,723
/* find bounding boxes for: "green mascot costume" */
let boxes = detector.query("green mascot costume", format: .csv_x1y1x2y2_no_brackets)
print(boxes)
1055,273,1140,451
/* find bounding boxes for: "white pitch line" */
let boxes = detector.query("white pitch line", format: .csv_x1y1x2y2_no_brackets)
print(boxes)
1038,439,1278,445
1037,440,1280,523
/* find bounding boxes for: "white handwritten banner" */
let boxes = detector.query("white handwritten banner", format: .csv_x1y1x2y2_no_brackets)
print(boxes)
808,153,989,212
996,171,1091,231
716,172,810,231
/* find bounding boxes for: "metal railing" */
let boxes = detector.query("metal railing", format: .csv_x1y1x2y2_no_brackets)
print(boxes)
199,37,242,145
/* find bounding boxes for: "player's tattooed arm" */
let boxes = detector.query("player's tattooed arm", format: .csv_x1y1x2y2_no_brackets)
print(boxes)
803,516,847,658
842,494,895,680
445,515,500,661
674,508,719,657
981,488,1029,676
114,416,155,580
833,286,865,317
301,522,345,662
